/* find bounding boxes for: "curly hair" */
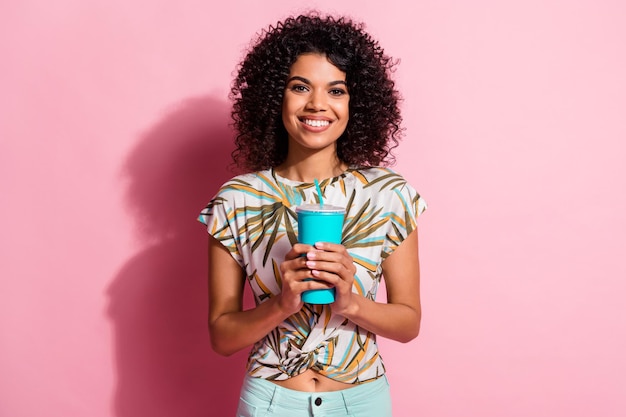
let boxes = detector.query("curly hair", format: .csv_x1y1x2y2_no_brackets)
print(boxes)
230,13,403,171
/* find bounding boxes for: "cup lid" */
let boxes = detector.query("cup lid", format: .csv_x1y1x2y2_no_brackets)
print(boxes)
296,204,345,213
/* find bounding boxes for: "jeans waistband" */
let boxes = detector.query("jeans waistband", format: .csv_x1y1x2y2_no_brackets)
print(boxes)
241,374,389,413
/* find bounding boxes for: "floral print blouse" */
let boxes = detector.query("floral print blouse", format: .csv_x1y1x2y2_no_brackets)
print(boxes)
199,166,426,383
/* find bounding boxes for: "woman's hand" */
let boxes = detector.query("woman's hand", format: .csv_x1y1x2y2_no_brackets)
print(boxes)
278,243,334,315
303,242,358,316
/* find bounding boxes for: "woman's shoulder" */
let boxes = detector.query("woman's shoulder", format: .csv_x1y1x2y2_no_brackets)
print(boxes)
349,166,411,191
349,166,427,217
215,169,275,192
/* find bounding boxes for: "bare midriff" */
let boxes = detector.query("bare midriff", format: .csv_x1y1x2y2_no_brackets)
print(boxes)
270,369,358,392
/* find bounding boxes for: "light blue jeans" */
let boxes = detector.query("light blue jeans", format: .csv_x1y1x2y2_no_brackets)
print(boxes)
236,375,392,417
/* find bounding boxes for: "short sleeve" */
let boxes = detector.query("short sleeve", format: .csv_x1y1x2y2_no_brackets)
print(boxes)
198,187,245,268
381,181,427,258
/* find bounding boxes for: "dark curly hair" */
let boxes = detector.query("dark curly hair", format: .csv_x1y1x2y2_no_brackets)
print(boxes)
230,13,403,171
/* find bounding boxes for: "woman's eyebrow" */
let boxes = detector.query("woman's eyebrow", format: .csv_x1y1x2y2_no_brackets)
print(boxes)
286,76,311,84
286,76,347,87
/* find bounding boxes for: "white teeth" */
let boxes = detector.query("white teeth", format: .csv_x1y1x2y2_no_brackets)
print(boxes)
303,119,330,127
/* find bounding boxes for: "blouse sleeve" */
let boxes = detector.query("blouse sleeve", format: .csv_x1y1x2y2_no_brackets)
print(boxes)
381,181,427,259
198,186,245,268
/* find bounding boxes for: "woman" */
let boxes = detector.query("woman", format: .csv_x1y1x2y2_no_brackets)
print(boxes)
199,13,427,416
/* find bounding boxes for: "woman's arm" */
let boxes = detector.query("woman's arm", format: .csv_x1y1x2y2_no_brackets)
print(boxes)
306,228,421,342
208,236,333,356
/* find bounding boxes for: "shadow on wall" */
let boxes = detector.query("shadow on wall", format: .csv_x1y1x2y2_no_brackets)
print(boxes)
107,95,251,417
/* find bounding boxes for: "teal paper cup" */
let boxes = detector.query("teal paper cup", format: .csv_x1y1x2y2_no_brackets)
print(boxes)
296,204,345,304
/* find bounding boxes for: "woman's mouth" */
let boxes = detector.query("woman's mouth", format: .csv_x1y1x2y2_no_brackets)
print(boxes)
301,118,331,128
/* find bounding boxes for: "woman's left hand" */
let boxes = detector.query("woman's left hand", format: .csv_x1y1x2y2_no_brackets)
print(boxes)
305,242,357,315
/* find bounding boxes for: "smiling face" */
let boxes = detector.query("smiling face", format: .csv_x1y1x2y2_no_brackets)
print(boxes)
281,53,350,159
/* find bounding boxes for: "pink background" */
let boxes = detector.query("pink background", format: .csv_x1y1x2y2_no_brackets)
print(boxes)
1,1,625,416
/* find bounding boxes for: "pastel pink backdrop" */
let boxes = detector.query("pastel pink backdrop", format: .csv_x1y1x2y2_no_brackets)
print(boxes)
1,1,625,416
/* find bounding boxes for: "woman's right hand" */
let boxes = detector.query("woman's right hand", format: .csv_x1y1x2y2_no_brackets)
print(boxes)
278,243,331,315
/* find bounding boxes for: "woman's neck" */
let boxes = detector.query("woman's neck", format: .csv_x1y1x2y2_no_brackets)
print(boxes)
274,152,348,183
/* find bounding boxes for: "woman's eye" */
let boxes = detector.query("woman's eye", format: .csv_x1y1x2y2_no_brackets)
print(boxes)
290,84,308,92
329,88,347,96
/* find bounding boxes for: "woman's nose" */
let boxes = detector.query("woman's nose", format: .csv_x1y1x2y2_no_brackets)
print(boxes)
305,90,327,111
